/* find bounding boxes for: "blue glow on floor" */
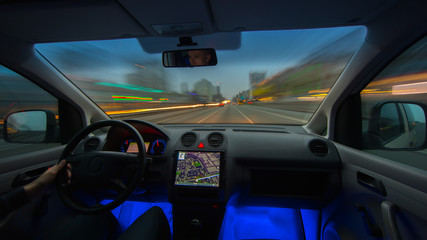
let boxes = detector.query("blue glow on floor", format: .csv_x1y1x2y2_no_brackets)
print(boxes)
300,209,320,240
100,199,318,240
218,206,305,240
100,200,173,234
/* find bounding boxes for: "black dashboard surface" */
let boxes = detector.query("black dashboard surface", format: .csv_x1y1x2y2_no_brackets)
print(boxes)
81,120,341,209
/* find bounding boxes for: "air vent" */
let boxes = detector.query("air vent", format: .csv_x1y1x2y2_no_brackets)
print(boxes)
84,138,100,152
309,140,329,157
208,133,224,147
181,132,197,147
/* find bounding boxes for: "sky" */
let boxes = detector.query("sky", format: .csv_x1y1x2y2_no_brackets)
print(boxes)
36,26,365,99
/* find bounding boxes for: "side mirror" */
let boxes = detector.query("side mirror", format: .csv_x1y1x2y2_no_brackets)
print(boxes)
367,101,426,149
163,48,217,67
3,110,57,143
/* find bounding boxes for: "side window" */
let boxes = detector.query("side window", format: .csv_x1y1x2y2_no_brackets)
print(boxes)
361,36,427,169
0,65,61,159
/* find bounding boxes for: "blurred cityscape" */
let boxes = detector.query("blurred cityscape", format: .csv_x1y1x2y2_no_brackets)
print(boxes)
74,29,363,115
3,28,427,131
0,29,371,131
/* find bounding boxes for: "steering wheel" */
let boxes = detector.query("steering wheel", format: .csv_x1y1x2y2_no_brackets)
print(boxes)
56,120,146,214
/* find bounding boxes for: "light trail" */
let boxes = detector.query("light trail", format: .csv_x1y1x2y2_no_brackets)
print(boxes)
367,72,427,88
308,88,330,94
392,81,427,95
361,89,417,95
112,95,153,101
94,82,163,93
105,104,206,115
134,64,146,68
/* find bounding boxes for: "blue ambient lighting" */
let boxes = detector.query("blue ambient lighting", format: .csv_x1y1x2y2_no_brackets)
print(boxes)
100,200,173,234
300,208,320,240
100,199,318,240
219,205,305,240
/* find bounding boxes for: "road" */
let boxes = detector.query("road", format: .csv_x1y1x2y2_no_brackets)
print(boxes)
113,104,310,125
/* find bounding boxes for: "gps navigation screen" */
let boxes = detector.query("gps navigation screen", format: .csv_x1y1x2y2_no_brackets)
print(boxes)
175,151,221,187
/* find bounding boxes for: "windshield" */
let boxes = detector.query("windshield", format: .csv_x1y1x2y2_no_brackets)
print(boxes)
36,27,365,125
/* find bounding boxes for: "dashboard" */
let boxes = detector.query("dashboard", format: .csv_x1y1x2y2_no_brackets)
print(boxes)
79,120,341,209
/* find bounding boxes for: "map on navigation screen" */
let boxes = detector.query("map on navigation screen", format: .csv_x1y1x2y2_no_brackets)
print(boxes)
175,151,221,187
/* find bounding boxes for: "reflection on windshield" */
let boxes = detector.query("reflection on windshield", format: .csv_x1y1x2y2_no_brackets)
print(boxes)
35,27,365,125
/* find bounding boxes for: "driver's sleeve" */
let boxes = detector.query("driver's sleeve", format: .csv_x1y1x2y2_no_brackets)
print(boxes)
0,187,30,216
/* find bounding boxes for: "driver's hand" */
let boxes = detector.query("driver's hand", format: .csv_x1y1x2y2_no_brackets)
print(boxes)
24,159,70,198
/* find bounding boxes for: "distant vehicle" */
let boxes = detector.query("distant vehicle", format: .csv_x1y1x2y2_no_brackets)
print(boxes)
218,100,229,107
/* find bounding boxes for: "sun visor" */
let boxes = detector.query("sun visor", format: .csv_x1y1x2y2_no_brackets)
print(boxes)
138,32,241,53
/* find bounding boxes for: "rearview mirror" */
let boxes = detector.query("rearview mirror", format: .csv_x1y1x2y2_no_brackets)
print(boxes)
367,101,427,149
3,110,57,143
163,48,217,67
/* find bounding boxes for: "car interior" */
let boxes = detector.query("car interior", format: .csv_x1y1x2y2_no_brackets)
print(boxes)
1,0,427,240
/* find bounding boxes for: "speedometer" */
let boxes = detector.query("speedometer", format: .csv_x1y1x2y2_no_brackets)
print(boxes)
120,139,138,153
149,139,167,155
120,139,150,153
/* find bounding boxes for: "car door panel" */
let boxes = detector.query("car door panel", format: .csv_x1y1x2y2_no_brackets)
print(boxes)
0,146,64,193
322,143,427,240
0,146,73,239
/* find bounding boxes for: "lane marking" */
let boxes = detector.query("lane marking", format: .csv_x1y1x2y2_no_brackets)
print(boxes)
156,108,205,123
197,107,223,123
249,106,306,123
141,108,201,122
233,106,254,124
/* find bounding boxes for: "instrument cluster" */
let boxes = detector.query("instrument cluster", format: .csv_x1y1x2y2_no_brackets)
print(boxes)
120,137,167,156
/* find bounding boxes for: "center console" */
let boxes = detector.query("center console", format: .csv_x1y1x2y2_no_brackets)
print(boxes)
170,150,226,240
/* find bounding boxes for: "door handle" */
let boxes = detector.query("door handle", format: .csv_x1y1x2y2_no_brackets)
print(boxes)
381,201,401,240
355,204,383,237
357,171,387,196
11,166,48,187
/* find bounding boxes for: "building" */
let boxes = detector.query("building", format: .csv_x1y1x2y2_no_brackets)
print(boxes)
249,72,266,89
193,78,214,102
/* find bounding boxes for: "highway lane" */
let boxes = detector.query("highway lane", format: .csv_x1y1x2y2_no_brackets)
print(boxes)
121,104,310,125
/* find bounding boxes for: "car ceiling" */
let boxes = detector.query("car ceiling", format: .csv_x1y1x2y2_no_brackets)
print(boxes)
0,0,399,43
